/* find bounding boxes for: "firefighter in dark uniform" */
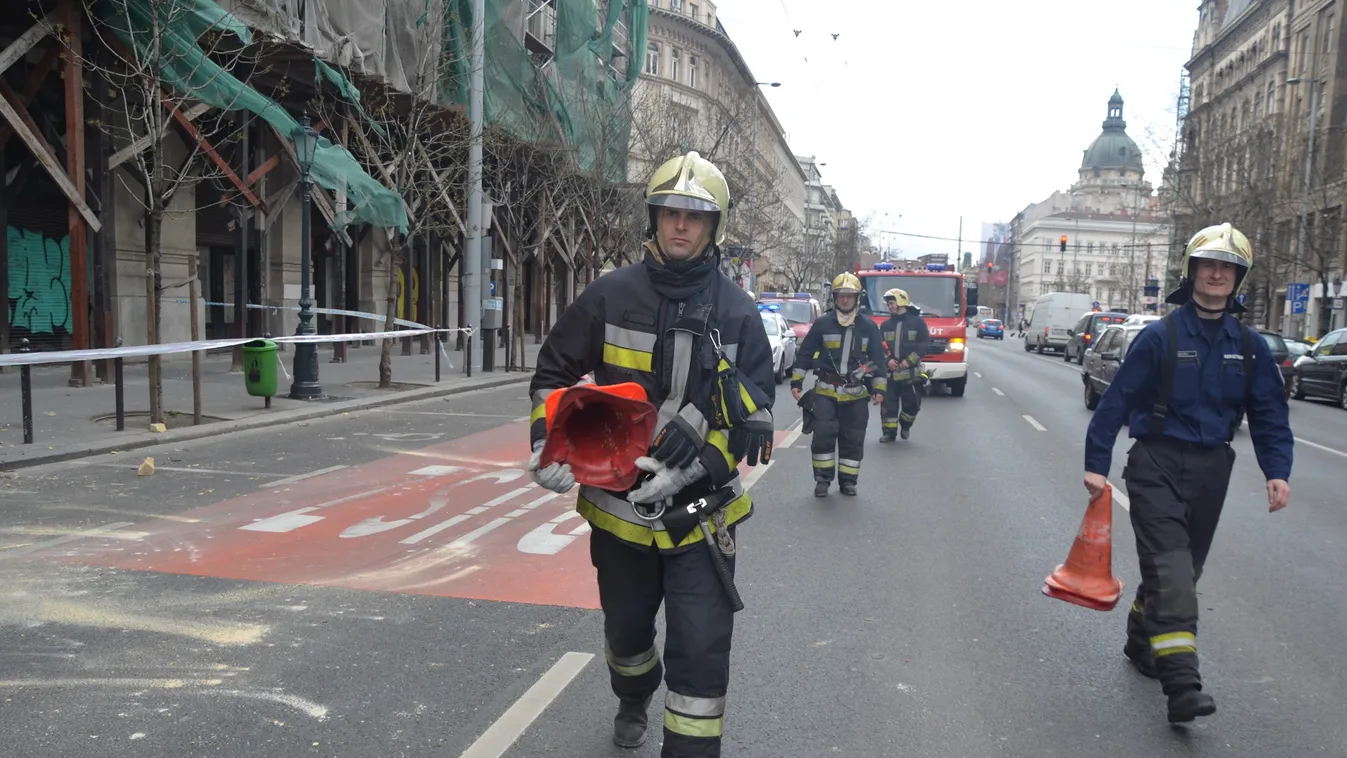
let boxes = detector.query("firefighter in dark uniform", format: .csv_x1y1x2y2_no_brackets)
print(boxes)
878,288,928,442
526,151,776,756
790,273,887,497
1083,222,1293,724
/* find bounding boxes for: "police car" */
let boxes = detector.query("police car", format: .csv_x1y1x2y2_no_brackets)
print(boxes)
758,303,799,384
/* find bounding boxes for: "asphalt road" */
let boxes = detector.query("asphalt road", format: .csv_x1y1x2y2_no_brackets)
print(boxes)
0,342,1344,757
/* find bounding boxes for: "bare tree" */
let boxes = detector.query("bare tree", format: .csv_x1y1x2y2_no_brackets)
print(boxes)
774,219,833,293
59,0,262,423
311,0,469,388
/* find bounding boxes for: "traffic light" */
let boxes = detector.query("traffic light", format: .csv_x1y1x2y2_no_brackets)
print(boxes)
986,261,993,272
1059,235,1068,253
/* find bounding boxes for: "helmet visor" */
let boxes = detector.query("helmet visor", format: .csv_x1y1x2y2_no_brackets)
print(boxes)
647,193,721,214
1190,248,1250,268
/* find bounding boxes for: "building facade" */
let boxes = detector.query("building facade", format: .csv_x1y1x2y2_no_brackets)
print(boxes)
1012,92,1169,317
629,0,806,291
1175,0,1347,336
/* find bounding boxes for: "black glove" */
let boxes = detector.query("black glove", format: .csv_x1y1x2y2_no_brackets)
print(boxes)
650,413,703,469
729,418,774,466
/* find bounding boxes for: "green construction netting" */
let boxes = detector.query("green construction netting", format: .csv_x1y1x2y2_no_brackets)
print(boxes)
437,0,648,183
97,0,410,232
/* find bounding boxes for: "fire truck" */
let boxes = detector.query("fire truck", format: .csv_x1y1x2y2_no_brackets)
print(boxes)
855,262,979,397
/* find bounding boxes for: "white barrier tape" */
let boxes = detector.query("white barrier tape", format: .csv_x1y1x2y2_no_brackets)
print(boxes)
0,327,475,369
168,299,435,331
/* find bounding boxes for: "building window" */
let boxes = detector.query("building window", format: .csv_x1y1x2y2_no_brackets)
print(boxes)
670,0,683,11
1057,260,1065,275
1085,263,1093,276
688,55,698,88
645,43,660,76
690,3,698,21
670,48,681,82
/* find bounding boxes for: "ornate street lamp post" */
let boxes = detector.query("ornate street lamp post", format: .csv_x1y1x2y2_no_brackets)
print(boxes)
288,113,323,399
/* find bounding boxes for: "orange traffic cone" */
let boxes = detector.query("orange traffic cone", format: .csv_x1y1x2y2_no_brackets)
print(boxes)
1042,484,1125,611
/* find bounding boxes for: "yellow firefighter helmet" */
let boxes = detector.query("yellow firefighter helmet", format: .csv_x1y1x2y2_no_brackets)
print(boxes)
645,151,732,246
884,288,910,307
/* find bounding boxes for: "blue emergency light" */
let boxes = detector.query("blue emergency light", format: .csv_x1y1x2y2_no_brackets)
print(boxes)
757,303,782,312
926,264,946,272
873,262,895,271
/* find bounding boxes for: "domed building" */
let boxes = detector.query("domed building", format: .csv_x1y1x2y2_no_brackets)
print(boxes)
1006,91,1170,326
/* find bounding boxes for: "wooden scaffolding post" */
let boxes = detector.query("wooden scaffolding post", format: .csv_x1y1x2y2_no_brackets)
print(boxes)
61,0,91,386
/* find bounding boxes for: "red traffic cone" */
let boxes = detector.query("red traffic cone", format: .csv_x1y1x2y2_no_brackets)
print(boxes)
1042,484,1125,611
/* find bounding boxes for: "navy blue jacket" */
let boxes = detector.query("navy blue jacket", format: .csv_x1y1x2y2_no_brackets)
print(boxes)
1084,303,1293,481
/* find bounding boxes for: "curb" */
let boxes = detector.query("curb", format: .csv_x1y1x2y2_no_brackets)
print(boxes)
0,373,533,472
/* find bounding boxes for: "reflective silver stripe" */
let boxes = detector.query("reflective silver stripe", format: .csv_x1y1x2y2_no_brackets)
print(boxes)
604,323,657,352
747,408,771,424
666,691,725,718
839,458,861,468
655,329,696,439
822,334,842,348
838,326,854,374
1151,635,1196,651
722,342,738,362
581,480,744,532
812,453,836,462
606,644,659,676
531,388,559,408
861,336,870,352
872,377,888,392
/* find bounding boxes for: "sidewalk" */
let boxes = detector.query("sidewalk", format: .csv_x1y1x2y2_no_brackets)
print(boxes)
0,338,543,470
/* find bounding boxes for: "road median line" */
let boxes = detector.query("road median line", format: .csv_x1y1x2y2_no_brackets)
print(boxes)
459,651,594,758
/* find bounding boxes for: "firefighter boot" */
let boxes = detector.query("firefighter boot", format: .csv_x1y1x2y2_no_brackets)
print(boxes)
613,694,653,748
900,426,911,440
814,480,830,497
839,481,858,496
1167,687,1216,724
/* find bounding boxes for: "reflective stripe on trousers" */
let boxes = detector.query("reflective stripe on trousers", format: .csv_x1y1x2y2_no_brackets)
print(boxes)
665,690,726,739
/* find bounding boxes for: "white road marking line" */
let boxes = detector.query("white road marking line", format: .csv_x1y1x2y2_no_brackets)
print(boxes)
399,486,536,545
1109,482,1130,512
2,521,136,556
260,465,348,488
1295,436,1347,459
449,517,512,548
522,493,560,510
408,465,464,477
378,410,521,418
237,488,387,534
974,372,983,378
1023,415,1047,432
239,509,324,533
781,418,804,449
741,460,774,489
992,387,1005,396
400,515,471,545
458,652,594,758
78,462,281,477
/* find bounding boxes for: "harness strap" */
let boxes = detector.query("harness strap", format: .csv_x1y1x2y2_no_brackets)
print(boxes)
1230,325,1253,441
1149,312,1180,434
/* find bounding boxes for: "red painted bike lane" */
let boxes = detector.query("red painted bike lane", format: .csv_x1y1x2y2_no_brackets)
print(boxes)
36,422,789,610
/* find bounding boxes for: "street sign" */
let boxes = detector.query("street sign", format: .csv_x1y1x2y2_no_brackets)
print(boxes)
1235,293,1248,305
1091,301,1100,309
1289,283,1311,315
1334,297,1345,312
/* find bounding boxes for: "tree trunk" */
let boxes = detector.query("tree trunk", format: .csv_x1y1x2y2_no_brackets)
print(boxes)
378,250,399,388
145,195,164,425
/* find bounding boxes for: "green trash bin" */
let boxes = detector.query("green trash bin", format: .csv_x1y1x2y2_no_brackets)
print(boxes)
242,339,279,398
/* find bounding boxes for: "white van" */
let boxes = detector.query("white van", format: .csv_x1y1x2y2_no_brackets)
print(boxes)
1023,292,1096,354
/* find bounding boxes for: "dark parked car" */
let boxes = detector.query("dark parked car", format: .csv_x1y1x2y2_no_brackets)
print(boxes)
1289,327,1347,409
1081,324,1146,410
1256,329,1293,394
1065,311,1129,364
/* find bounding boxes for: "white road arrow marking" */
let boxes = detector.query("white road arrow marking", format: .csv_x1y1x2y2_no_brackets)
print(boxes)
517,511,592,556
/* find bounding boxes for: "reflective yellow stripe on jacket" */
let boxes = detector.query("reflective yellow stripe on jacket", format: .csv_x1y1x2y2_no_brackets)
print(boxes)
603,324,657,372
576,483,751,551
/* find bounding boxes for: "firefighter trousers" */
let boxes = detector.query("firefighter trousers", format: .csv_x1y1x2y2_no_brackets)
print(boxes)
1122,437,1234,695
590,527,736,757
880,378,921,436
811,393,869,485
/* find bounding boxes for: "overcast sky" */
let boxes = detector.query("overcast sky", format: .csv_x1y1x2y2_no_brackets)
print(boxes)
715,0,1199,259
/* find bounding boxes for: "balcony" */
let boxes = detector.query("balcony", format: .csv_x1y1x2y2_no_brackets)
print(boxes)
525,0,557,60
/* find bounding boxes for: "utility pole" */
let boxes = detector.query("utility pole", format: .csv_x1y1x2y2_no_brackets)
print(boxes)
1289,76,1320,339
464,0,485,370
